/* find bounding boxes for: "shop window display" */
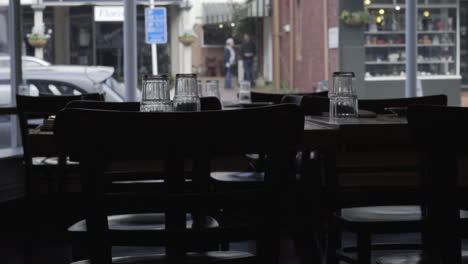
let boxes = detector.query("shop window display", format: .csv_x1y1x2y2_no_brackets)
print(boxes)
364,0,459,79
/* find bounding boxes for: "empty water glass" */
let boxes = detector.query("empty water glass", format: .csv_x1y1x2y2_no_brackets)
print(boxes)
238,81,251,104
173,74,200,112
197,80,203,98
202,80,221,99
330,96,358,117
140,75,172,112
329,72,358,118
317,80,328,92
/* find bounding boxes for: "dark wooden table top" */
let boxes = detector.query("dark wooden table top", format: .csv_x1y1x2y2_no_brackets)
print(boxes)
306,115,410,145
27,114,410,155
0,105,17,115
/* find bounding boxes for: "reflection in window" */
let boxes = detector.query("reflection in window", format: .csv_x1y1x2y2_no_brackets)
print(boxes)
203,25,236,46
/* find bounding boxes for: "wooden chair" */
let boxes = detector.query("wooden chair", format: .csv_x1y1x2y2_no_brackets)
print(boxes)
54,104,304,264
376,105,468,264
284,94,454,264
251,91,327,105
16,94,103,197
64,98,223,189
65,97,221,112
281,94,447,115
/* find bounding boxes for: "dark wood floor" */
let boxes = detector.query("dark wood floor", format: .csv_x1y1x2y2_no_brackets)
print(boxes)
2,196,463,264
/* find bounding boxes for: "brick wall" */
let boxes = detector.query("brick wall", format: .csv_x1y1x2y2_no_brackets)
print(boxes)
277,0,340,92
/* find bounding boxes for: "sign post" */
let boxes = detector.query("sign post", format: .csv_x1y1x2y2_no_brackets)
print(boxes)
145,5,167,76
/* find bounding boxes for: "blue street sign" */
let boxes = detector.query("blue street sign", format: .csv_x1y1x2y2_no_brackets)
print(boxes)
145,7,167,44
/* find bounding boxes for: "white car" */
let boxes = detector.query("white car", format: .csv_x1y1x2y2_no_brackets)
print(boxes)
0,55,51,68
0,56,140,105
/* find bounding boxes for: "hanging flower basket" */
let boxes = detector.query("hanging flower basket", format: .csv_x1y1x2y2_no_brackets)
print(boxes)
178,34,197,46
340,10,370,26
27,35,49,48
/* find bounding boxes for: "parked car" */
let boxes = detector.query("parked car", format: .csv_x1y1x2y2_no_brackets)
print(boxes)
0,56,140,105
0,54,51,67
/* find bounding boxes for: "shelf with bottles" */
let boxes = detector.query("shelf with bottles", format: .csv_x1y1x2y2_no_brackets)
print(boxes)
365,62,457,78
364,30,456,34
365,60,455,65
362,0,459,80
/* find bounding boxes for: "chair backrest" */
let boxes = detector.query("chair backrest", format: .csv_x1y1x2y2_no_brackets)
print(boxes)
55,104,304,262
408,105,468,189
65,101,140,111
251,91,327,105
283,94,448,115
16,94,103,161
64,97,222,112
359,95,447,114
407,105,468,264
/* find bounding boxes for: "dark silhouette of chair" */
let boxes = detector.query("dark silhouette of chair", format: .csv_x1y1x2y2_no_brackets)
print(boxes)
55,104,304,264
251,91,328,105
376,105,468,264
16,94,103,197
66,97,221,112
282,94,448,116
63,98,226,260
283,94,454,264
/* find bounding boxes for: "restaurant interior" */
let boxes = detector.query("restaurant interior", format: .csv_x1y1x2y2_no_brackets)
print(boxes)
2,0,468,264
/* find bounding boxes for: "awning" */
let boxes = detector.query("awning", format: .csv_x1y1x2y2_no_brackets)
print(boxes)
202,2,236,25
202,0,271,25
238,0,271,19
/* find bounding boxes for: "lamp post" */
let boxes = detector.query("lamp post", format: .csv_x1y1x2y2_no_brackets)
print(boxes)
124,0,137,102
405,0,417,97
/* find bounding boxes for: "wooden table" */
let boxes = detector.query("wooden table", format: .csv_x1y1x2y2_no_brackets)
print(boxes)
306,115,409,145
28,115,408,155
0,105,17,115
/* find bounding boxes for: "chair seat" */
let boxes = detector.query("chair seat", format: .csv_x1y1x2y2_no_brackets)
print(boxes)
68,213,219,232
376,251,468,264
210,171,264,183
71,251,255,264
338,206,468,223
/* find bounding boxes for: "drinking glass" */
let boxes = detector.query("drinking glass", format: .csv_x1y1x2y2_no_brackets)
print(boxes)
203,80,221,99
173,74,200,112
197,80,203,98
317,80,328,92
329,72,355,97
238,81,251,104
329,72,358,118
140,75,172,112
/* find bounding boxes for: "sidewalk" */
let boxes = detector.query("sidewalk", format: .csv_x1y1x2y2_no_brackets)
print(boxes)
462,91,468,107
199,76,238,102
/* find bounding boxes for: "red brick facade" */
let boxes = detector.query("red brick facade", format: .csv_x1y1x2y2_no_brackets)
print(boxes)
278,0,339,92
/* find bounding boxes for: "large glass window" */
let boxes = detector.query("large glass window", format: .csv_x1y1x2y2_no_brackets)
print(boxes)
0,4,11,150
364,0,459,79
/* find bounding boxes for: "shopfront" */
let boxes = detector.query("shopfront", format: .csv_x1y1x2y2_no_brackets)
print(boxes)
337,0,462,105
0,1,180,80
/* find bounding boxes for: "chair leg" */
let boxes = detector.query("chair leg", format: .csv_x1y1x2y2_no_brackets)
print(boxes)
357,232,371,264
326,222,341,264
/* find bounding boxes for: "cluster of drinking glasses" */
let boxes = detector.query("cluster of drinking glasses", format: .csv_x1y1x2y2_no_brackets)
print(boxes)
140,74,222,112
329,72,358,118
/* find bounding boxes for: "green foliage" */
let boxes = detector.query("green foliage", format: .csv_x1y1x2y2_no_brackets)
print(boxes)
178,32,197,39
340,10,370,25
27,33,49,40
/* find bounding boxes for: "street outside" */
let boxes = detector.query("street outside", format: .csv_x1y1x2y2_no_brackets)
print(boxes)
462,91,468,107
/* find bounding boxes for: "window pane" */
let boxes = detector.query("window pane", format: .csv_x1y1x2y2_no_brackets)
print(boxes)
0,5,11,149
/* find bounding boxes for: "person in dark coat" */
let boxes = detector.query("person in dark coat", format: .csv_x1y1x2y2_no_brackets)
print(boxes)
240,34,256,86
224,38,236,89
